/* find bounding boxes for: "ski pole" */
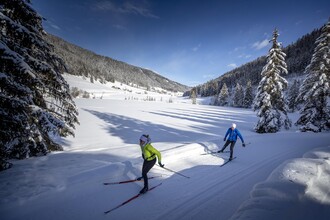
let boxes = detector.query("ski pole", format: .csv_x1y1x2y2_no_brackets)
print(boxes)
157,164,190,179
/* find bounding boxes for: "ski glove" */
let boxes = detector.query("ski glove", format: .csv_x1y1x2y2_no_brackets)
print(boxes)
158,162,164,167
242,143,246,147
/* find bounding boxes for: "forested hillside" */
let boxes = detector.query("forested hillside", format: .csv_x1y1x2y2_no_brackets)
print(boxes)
45,34,189,93
192,27,322,97
0,0,79,170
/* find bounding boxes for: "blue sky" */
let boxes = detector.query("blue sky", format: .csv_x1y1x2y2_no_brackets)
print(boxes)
32,0,329,86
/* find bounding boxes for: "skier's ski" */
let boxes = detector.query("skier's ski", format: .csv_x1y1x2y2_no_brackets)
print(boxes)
220,157,236,167
103,176,160,185
104,182,162,214
201,150,230,155
200,151,218,155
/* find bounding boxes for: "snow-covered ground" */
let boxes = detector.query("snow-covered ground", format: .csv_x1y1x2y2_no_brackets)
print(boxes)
0,75,329,220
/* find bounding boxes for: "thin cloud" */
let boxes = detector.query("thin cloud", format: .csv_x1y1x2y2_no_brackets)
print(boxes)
203,74,215,79
192,44,201,52
50,24,61,30
252,39,269,50
234,46,246,52
92,1,115,11
228,63,238,68
44,19,61,30
123,2,159,19
228,46,246,55
238,54,252,59
113,24,127,30
92,1,159,19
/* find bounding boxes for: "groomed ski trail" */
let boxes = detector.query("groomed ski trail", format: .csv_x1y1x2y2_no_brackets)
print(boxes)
144,135,330,220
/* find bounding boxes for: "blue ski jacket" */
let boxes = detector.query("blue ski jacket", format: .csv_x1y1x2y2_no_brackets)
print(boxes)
224,128,244,143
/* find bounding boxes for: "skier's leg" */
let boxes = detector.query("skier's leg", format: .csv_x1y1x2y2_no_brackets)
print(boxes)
220,140,231,152
229,141,236,159
141,158,156,190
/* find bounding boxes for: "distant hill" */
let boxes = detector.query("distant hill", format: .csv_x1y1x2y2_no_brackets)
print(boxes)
190,27,322,97
44,34,189,93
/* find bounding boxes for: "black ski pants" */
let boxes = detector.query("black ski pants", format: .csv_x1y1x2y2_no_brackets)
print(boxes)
142,158,156,188
221,140,236,158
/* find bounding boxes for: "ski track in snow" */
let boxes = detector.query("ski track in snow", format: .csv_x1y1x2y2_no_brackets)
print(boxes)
153,141,320,220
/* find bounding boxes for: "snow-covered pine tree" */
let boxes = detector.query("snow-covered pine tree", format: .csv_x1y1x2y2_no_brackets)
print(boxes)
0,0,79,170
190,88,197,104
243,80,254,108
287,79,301,112
217,83,229,106
253,28,291,133
296,19,330,132
233,82,244,107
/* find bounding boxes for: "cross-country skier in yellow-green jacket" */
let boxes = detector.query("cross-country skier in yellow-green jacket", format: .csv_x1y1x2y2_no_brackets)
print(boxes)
138,134,164,194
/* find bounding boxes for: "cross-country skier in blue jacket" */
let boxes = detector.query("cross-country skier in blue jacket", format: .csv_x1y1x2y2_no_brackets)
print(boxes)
218,123,245,160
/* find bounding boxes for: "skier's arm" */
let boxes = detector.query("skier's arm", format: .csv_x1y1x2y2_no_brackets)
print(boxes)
148,144,162,163
237,130,245,143
224,128,230,140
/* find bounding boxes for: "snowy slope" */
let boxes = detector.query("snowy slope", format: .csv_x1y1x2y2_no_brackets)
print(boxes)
0,76,329,220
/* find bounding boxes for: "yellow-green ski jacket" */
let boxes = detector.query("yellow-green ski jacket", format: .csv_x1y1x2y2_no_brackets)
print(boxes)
140,143,161,162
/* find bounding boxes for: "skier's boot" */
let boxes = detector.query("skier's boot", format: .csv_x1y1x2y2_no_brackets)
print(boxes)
140,186,148,194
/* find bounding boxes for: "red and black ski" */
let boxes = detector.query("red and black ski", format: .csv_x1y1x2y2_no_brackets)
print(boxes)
103,176,161,185
220,157,237,167
104,182,162,214
200,150,230,155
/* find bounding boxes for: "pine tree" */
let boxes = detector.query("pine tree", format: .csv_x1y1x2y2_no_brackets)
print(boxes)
243,80,254,108
217,83,229,106
233,82,244,107
253,28,291,133
0,0,79,170
191,88,197,104
287,79,301,112
296,20,330,132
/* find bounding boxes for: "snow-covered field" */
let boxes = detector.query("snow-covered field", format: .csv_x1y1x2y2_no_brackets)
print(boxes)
1,75,329,220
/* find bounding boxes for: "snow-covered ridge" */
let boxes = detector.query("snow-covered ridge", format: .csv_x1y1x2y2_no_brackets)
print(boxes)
63,73,183,100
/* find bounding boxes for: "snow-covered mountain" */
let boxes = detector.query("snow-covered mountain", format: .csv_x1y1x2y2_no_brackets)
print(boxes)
45,34,190,93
